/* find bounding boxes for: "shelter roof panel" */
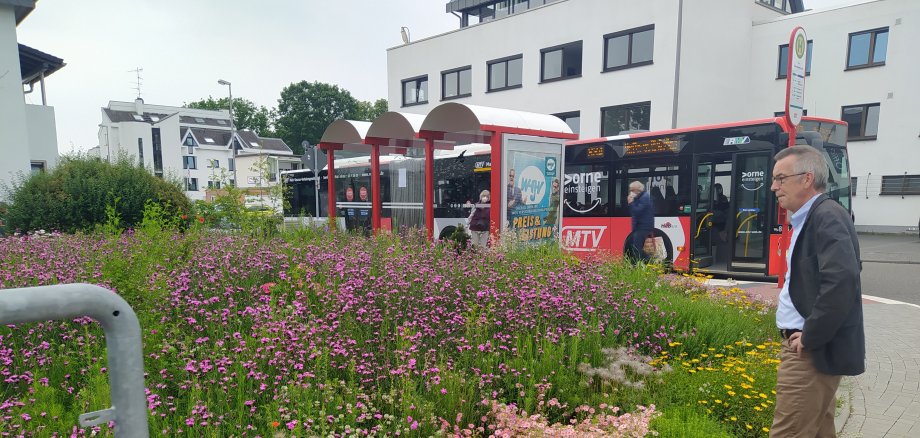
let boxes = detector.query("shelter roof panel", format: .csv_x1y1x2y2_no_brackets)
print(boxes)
319,120,371,146
420,102,573,136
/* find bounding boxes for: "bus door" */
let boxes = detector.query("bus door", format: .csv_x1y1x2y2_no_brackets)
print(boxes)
691,158,732,270
728,152,772,273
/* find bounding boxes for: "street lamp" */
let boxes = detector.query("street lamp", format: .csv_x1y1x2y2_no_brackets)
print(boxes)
217,79,236,187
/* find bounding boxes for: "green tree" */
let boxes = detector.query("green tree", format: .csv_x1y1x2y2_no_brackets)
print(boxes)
3,154,191,234
275,81,360,155
354,98,389,122
185,96,275,136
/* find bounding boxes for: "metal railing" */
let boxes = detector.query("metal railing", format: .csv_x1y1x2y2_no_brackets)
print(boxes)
0,284,148,437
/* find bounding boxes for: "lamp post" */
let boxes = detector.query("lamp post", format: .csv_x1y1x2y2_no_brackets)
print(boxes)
217,79,235,187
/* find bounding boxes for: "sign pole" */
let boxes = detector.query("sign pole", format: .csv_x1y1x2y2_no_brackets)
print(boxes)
779,25,808,288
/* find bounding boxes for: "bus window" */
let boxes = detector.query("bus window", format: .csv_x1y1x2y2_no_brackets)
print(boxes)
822,146,851,211
618,162,690,217
563,163,611,217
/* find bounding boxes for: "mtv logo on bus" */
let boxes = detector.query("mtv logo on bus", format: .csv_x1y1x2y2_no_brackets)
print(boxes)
561,225,606,251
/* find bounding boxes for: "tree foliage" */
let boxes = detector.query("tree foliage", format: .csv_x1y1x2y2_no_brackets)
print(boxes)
185,96,275,136
3,154,191,234
274,81,362,155
354,98,389,123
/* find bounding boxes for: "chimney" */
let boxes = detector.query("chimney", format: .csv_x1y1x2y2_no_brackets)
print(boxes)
134,97,144,115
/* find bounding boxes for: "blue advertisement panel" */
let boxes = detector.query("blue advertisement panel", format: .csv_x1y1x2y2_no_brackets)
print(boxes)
505,150,562,244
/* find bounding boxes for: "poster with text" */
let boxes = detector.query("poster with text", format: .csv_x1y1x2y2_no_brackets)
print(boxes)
505,149,562,244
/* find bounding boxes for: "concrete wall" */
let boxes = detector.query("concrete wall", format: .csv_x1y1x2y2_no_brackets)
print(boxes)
387,0,682,137
25,104,58,169
750,0,920,232
0,6,30,196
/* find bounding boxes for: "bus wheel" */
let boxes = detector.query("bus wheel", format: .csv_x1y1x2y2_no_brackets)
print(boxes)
438,226,457,241
623,229,674,265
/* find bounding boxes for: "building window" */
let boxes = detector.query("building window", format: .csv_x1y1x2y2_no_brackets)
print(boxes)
601,102,651,136
841,103,880,141
186,178,199,192
850,177,858,197
847,27,888,69
540,41,582,82
137,138,144,166
603,25,654,72
777,40,813,79
184,135,197,147
441,66,472,100
487,55,523,92
209,159,220,168
401,75,428,107
774,109,808,117
183,156,197,170
553,111,580,135
880,175,920,196
30,161,46,174
152,128,163,178
228,158,235,172
207,180,222,190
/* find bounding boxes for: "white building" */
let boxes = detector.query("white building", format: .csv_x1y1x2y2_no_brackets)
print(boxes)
0,0,64,201
98,99,300,202
386,0,920,233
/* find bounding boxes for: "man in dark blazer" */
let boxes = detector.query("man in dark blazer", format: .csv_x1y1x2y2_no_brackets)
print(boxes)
769,145,865,437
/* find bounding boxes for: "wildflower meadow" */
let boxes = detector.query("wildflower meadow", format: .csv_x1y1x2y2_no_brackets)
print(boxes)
0,218,783,437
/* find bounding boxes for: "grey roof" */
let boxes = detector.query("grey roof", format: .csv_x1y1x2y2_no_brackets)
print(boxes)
257,137,293,153
104,108,173,124
180,127,190,141
19,44,65,85
179,115,231,127
189,128,231,146
234,129,293,153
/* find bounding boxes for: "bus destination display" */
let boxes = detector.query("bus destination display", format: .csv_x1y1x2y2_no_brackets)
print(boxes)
623,137,680,156
586,146,605,159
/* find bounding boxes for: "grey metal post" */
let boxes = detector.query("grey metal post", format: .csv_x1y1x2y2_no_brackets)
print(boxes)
0,284,148,437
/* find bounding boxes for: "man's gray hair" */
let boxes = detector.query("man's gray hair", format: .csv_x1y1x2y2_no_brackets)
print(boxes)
629,181,645,191
774,145,828,191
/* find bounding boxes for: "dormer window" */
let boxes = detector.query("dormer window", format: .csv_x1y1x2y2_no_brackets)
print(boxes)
195,118,205,124
250,141,260,147
184,136,197,147
204,137,215,144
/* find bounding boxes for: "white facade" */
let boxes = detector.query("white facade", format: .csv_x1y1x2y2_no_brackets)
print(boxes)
98,100,299,202
386,0,920,233
0,1,61,201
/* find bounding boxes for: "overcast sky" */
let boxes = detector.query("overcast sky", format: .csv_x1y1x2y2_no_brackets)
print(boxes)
17,0,857,153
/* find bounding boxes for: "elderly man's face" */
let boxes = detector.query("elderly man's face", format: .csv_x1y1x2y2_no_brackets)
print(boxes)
771,155,814,213
508,170,515,185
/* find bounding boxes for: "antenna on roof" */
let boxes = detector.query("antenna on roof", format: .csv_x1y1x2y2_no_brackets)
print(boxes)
129,67,143,99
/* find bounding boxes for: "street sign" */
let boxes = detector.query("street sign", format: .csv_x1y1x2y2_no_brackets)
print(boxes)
785,26,808,127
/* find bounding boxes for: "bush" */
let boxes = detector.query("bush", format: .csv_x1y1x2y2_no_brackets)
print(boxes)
3,154,191,233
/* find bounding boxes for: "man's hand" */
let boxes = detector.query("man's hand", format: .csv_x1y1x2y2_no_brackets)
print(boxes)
627,193,636,204
789,331,804,356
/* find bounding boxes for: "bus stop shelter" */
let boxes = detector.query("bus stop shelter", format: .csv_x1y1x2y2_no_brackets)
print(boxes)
318,103,577,241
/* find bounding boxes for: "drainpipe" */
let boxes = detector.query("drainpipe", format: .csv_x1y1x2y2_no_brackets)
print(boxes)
670,0,684,129
39,70,46,105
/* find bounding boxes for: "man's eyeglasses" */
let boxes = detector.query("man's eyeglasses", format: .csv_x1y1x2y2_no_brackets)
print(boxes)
772,172,808,186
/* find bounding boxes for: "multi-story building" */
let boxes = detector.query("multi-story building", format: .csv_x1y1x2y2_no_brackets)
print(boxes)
0,0,64,201
97,99,300,202
386,0,920,233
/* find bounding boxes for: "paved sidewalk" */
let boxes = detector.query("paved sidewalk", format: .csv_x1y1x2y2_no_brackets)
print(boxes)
703,279,920,437
838,303,920,437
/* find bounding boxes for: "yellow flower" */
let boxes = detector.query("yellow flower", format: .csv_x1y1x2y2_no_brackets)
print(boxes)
727,391,736,396
698,400,708,404
759,393,768,399
746,424,753,430
730,416,737,421
762,427,770,433
723,384,733,390
754,406,763,411
668,342,682,347
714,399,723,404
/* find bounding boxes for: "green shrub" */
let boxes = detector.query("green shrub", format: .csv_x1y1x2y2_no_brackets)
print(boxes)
3,154,191,233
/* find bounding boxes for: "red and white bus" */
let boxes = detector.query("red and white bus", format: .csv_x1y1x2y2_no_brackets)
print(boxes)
561,117,851,280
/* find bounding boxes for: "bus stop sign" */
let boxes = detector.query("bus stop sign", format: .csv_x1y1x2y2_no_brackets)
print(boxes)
785,26,808,127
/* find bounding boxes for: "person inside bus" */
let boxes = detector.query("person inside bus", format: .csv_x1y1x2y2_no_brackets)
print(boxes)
467,190,491,248
769,145,864,437
627,181,654,262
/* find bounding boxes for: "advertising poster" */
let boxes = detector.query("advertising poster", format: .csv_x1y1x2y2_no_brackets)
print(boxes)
505,149,562,244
